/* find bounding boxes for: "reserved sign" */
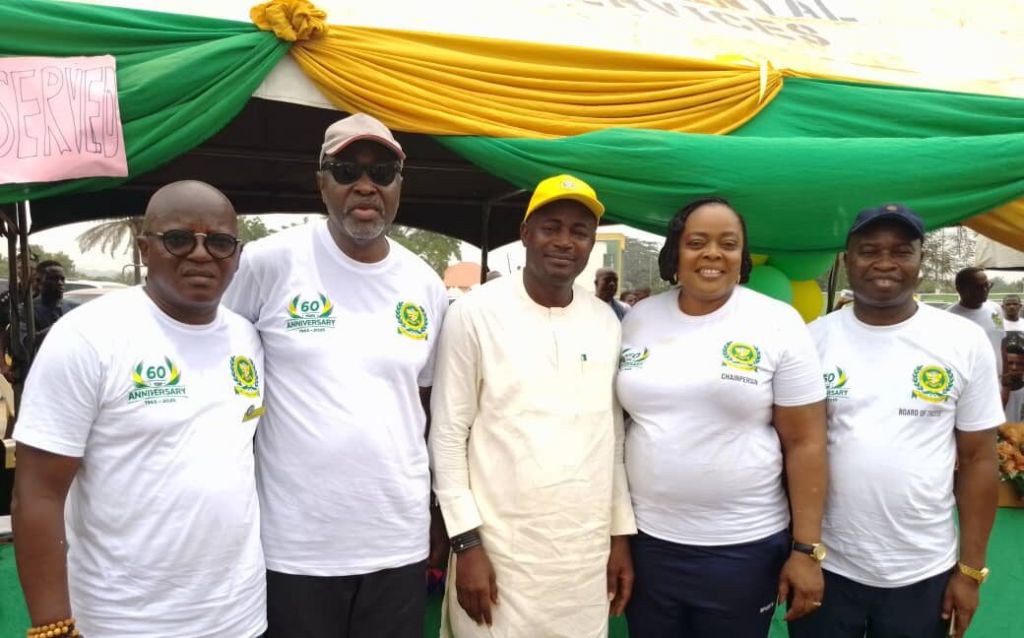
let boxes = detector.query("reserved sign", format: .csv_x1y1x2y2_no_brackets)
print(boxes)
0,55,128,185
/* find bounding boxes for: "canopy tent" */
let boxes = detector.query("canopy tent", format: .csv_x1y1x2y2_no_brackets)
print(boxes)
2,0,1023,256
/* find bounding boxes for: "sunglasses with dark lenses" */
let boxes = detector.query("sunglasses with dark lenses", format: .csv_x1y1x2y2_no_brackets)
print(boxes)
321,161,402,186
145,230,240,260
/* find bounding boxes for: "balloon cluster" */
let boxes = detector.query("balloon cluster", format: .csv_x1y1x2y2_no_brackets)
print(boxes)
744,252,835,323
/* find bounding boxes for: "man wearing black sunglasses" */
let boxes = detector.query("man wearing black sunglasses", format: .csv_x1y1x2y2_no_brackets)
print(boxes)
223,113,448,638
13,181,268,637
949,267,1005,374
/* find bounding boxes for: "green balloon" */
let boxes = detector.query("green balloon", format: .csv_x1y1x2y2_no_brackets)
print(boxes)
744,265,793,304
767,251,836,280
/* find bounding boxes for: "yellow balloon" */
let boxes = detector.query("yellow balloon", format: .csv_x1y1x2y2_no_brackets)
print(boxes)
752,253,769,266
791,279,824,323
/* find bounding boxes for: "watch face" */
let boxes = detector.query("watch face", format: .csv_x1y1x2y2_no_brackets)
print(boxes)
812,544,827,561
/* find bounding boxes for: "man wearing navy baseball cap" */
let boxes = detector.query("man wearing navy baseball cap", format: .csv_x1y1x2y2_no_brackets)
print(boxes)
790,204,1003,638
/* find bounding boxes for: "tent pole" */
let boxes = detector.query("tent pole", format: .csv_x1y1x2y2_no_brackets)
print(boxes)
480,189,526,284
17,202,35,368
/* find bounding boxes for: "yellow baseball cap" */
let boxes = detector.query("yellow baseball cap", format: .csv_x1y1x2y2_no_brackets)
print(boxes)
524,174,605,221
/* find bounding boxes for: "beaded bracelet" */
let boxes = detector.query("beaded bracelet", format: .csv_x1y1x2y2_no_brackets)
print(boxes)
26,617,80,637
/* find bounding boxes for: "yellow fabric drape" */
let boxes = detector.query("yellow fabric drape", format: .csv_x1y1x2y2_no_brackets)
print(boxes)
286,25,782,138
966,200,1024,252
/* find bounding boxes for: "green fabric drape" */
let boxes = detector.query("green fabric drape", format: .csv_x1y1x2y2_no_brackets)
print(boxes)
0,0,288,203
439,77,1024,252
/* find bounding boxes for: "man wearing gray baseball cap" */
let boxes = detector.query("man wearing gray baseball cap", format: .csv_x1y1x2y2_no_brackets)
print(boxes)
223,113,449,637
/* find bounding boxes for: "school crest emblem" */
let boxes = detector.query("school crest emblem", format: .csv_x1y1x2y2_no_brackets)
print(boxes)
911,364,954,404
721,341,761,373
395,301,428,341
230,355,260,398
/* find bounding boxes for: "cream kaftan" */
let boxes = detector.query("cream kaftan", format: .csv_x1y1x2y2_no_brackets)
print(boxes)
429,275,636,638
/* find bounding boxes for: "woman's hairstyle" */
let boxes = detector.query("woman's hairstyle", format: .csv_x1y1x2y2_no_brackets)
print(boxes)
657,196,754,285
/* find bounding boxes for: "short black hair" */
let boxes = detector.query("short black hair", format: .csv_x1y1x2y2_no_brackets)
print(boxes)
1004,332,1024,356
954,267,985,289
36,260,63,273
657,196,753,285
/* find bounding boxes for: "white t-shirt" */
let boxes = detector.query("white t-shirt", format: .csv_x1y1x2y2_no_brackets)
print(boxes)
617,286,825,545
15,288,266,638
1003,318,1023,333
223,221,448,575
810,304,1004,588
948,301,1004,373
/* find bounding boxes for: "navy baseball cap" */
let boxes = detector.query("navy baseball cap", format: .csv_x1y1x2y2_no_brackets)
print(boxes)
847,203,925,241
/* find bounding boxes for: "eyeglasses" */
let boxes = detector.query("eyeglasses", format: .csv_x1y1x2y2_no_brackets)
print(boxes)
143,230,240,260
321,161,402,186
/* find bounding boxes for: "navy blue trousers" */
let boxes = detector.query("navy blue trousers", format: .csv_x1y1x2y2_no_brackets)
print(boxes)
788,568,953,638
627,529,790,637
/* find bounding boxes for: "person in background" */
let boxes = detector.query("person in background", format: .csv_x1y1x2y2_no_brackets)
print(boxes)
792,204,1002,638
618,196,828,637
948,267,1004,372
13,181,266,637
430,174,635,637
222,113,448,638
632,286,652,303
1002,294,1022,332
1001,333,1024,422
595,267,629,320
30,261,67,334
620,290,638,306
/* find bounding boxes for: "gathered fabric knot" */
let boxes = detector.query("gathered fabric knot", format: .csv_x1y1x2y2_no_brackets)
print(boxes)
251,0,327,42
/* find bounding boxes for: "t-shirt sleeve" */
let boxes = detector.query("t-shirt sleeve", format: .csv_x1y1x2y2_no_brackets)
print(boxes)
222,250,263,323
956,327,1005,431
772,309,827,407
13,321,103,457
417,283,449,388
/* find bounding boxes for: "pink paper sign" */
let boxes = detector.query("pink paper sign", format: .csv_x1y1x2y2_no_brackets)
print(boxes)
0,55,128,186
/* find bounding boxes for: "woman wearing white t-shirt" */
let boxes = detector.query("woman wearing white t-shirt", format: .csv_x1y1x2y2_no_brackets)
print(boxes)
617,197,829,637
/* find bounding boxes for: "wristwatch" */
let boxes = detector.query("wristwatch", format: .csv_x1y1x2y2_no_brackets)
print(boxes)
957,562,990,584
792,541,827,562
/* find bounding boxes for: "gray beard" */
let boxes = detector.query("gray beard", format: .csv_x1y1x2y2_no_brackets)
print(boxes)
341,215,387,243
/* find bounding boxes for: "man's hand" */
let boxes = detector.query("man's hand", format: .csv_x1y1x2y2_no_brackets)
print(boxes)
455,546,498,626
607,535,634,616
778,553,824,621
942,571,980,638
428,506,449,568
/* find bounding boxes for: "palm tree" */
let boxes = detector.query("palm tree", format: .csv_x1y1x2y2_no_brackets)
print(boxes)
77,217,144,284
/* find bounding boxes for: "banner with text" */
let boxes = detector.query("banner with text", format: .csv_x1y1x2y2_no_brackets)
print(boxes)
0,55,127,185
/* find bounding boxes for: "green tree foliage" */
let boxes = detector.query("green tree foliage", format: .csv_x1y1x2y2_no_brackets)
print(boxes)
621,237,670,294
387,225,462,277
0,245,78,279
77,217,143,284
239,216,275,243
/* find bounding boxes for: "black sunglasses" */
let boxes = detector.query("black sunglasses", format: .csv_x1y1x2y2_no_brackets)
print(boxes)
321,161,402,186
143,230,240,260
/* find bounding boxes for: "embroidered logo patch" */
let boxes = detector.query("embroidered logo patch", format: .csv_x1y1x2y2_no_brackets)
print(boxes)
993,312,1005,330
911,364,954,404
721,341,761,373
285,292,336,333
618,347,650,371
395,301,428,341
128,357,186,405
230,355,260,398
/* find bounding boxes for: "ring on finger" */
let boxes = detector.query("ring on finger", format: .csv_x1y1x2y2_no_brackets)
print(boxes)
812,601,823,607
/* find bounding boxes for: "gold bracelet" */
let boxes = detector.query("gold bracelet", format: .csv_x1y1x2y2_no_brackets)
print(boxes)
26,617,79,637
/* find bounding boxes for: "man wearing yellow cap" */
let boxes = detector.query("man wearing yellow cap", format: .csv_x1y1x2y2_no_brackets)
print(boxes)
429,175,637,637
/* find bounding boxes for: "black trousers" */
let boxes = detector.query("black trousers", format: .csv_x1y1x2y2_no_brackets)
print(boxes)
627,529,791,638
265,560,427,638
788,567,953,638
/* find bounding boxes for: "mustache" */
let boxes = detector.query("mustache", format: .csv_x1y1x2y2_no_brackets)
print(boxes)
345,199,383,213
